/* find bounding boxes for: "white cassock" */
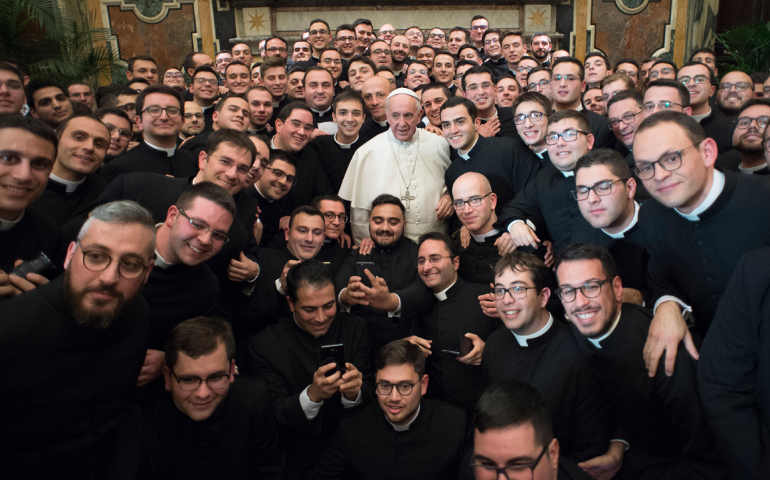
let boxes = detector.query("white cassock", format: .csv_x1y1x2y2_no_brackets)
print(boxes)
339,128,451,243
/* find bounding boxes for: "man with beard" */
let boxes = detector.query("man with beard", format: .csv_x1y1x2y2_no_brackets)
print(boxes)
368,40,393,71
530,33,553,67
336,194,432,352
188,66,220,130
716,70,753,120
96,108,133,161
390,35,411,81
231,43,253,69
0,200,155,477
731,100,770,174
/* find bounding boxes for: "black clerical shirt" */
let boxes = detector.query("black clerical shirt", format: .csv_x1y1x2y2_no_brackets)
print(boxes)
0,208,61,274
30,174,106,225
308,134,366,193
100,141,198,182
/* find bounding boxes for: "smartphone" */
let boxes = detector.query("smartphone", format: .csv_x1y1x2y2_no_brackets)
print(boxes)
440,349,461,356
319,343,346,376
355,261,379,287
459,336,474,356
12,252,53,277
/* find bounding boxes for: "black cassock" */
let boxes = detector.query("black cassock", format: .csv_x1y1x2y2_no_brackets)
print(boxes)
30,174,106,225
100,141,198,182
0,207,61,274
307,134,366,194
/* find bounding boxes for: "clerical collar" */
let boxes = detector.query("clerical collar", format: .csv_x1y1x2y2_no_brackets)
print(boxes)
153,246,175,269
334,134,359,149
49,173,86,193
603,201,640,239
587,308,622,349
691,107,712,123
559,169,574,178
0,210,24,232
144,139,176,157
739,162,768,174
311,105,332,116
534,148,547,159
253,183,273,202
511,312,553,347
387,403,421,432
434,280,457,301
471,228,499,242
458,135,480,160
375,118,387,127
270,137,279,149
675,170,725,221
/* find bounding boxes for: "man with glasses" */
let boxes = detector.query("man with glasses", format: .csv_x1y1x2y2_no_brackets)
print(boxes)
214,50,233,78
377,23,396,43
631,111,770,379
513,91,551,160
93,107,134,162
180,100,204,141
308,19,332,62
676,61,735,153
291,40,313,64
426,27,447,51
716,70,753,120
368,40,393,70
334,24,357,61
312,194,351,257
555,243,723,479
731,99,770,174
319,48,345,89
470,16,489,51
483,252,610,463
264,36,288,60
1,200,155,476
244,150,295,248
526,67,553,99
607,90,644,160
141,316,281,478
315,339,467,478
648,60,677,82
514,57,540,93
599,73,635,116
101,85,197,181
641,79,692,120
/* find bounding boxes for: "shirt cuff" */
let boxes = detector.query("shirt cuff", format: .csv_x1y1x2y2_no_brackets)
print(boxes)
610,438,630,452
507,219,536,233
653,295,692,315
338,288,352,313
387,293,402,318
341,389,362,408
299,385,323,420
275,277,286,295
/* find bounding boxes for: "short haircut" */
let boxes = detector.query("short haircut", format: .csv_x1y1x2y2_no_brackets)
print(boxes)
679,61,718,86
206,128,257,165
636,110,706,146
502,30,524,42
651,59,677,74
78,200,154,248
458,45,480,58
55,113,105,137
286,259,333,301
260,57,287,77
176,181,236,218
312,194,344,210
266,36,288,47
127,55,158,72
440,95,478,120
0,62,23,83
449,27,469,39
353,18,373,29
494,251,553,292
336,23,355,34
136,84,184,117
644,79,690,107
375,339,426,377
552,56,585,80
346,55,377,75
27,80,66,110
264,148,294,167
518,55,539,65
496,74,520,88
416,45,436,55
371,193,405,213
462,65,494,91
276,101,312,122
482,28,502,43
736,98,770,116
224,60,249,75
417,231,456,257
214,92,247,112
95,107,133,126
422,82,452,100
529,32,552,44
309,18,330,31
165,316,236,370
127,78,151,88
192,65,217,79
471,15,488,23
289,204,323,229
584,51,610,69
548,109,590,131
554,243,617,280
601,73,634,90
689,47,716,62
512,91,552,115
614,58,640,70
575,148,632,179
332,89,364,112
527,65,552,80
0,113,58,151
607,89,643,111
474,380,553,449
304,66,333,85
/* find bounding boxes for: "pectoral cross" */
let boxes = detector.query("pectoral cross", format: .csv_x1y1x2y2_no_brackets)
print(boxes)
400,188,416,210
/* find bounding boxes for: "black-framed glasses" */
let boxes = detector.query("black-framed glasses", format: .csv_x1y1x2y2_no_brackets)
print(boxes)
527,79,550,91
416,254,453,266
376,381,416,396
309,29,329,36
572,178,628,201
142,105,181,117
493,285,538,300
557,279,608,302
514,111,545,124
322,211,348,223
268,167,295,183
633,144,696,180
678,75,709,86
103,123,132,139
170,370,231,392
471,441,550,480
177,207,230,243
735,115,769,130
642,100,682,112
719,81,751,91
76,241,150,279
453,192,492,209
608,111,641,129
545,128,590,145
649,68,675,79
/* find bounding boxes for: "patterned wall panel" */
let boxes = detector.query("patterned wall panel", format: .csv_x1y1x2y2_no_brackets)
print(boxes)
591,0,674,64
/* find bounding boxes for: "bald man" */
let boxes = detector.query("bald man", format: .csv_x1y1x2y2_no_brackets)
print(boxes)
360,76,394,142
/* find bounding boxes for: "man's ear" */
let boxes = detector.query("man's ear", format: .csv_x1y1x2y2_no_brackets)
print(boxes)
538,286,551,308
162,365,172,391
699,137,719,169
198,150,208,170
420,373,429,395
547,438,560,471
64,241,77,270
585,132,595,151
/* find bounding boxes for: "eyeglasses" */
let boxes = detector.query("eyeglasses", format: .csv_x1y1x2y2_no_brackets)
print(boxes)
470,25,488,31
553,73,579,82
0,79,23,90
453,192,492,209
608,110,642,129
557,279,608,302
545,128,590,145
117,103,136,113
429,33,446,39
649,68,675,79
719,81,751,91
294,46,311,52
376,381,416,396
484,38,500,45
516,66,534,74
633,144,696,180
679,75,709,86
322,211,348,223
103,123,132,139
194,77,218,86
309,29,329,36
514,111,545,124
572,178,628,201
417,254,453,266
735,115,769,129
177,207,230,243
493,285,538,300
76,241,150,279
268,167,296,183
527,79,550,91
170,370,231,392
371,49,391,56
164,71,184,78
471,442,550,480
642,100,682,112
142,105,181,117
615,69,637,78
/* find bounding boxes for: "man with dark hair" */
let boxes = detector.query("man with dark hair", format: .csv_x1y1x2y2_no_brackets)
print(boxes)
183,51,214,79
482,29,508,79
420,82,451,133
101,85,197,181
28,81,74,128
448,27,469,56
530,33,553,66
224,61,252,95
555,244,723,479
347,55,377,92
642,79,692,120
390,35,411,79
180,93,250,159
353,18,375,56
0,200,155,476
312,194,349,253
335,24,357,61
264,36,289,60
230,43,252,67
244,149,295,247
315,339,467,478
677,62,732,153
141,316,281,478
126,55,159,84
260,59,289,115
431,52,456,92
95,107,133,159
67,82,96,111
731,99,770,174
472,381,592,479
501,32,527,76
513,91,552,160
690,48,718,76
607,90,645,155
584,51,611,84
0,62,26,114
716,70,753,120
614,58,640,86
462,65,516,138
308,19,332,61
246,86,274,135
648,60,677,82
470,16,489,51
286,66,306,102
483,252,610,463
303,66,335,127
247,259,369,480
190,66,221,129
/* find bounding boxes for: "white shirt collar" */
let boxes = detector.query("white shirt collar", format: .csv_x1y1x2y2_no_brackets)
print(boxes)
512,312,553,347
534,148,547,159
471,228,500,242
458,135,480,160
559,169,574,178
144,139,176,157
675,170,725,221
334,134,359,149
375,118,388,127
0,210,24,232
311,105,332,116
603,201,640,239
739,162,767,174
434,280,457,301
153,242,175,269
692,107,712,123
588,308,622,349
49,173,86,193
270,136,279,150
387,403,421,432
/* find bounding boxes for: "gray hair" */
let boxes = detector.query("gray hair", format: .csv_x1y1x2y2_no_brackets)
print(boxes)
78,200,156,252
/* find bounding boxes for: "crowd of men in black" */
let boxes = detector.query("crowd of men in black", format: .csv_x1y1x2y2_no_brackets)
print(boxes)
1,12,770,480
